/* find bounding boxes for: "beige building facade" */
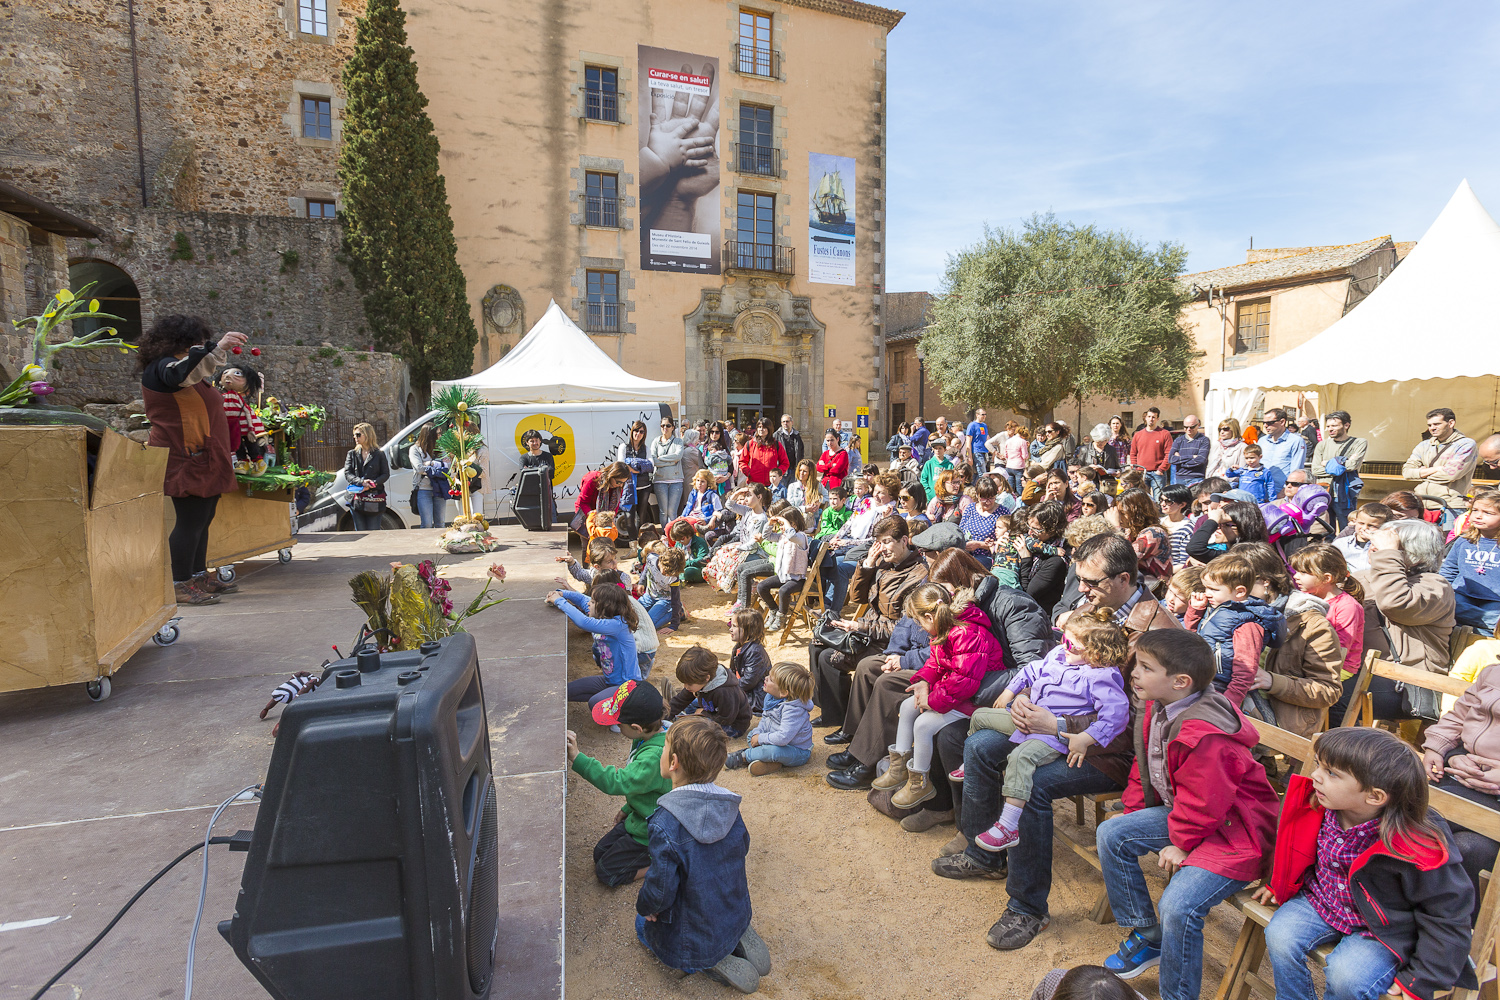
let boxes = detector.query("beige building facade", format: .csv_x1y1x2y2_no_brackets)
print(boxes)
403,0,902,435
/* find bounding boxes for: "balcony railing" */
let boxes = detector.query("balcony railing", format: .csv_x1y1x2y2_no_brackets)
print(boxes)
723,240,794,276
584,301,620,332
732,142,780,177
583,195,624,228
733,43,781,80
583,89,618,122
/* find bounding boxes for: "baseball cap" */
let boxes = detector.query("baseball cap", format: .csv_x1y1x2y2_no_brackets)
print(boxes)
911,521,964,552
1210,489,1257,504
591,679,665,728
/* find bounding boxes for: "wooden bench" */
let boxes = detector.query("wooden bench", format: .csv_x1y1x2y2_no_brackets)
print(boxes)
1218,664,1500,1000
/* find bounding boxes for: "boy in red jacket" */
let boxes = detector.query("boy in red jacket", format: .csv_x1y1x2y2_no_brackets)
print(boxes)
1096,629,1279,1000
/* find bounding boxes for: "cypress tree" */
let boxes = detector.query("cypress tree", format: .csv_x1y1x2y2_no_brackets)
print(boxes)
338,0,477,395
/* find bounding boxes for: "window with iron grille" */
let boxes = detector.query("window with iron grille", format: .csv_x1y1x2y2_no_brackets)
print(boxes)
299,0,328,35
584,172,620,227
738,10,773,76
1235,299,1270,354
735,191,776,269
301,97,332,139
737,104,775,176
584,66,618,123
585,270,619,331
307,199,337,219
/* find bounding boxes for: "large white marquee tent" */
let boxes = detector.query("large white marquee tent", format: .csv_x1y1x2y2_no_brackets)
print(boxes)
1207,180,1500,463
432,300,681,405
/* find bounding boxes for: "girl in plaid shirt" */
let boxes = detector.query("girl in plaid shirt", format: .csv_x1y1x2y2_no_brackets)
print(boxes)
1257,727,1476,1000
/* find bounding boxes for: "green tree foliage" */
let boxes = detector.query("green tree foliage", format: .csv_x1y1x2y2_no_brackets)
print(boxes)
338,0,477,394
921,215,1200,429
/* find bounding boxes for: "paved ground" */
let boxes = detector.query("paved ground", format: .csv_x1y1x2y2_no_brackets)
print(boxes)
0,524,566,1000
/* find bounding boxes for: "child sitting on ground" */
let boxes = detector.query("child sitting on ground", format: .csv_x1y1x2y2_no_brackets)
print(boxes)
726,662,815,775
970,612,1132,852
636,716,769,994
815,486,853,538
1185,552,1285,712
1163,565,1203,624
1228,443,1287,503
668,645,753,738
670,517,711,587
1096,630,1280,1000
874,584,1003,809
755,509,810,633
593,569,659,681
556,537,628,589
728,608,772,713
639,542,687,633
1261,727,1477,1000
566,680,672,886
551,582,640,714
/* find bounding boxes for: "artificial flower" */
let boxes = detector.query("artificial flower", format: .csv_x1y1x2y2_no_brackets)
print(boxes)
487,563,506,583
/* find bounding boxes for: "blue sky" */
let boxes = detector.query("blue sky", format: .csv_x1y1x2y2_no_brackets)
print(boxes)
885,1,1500,291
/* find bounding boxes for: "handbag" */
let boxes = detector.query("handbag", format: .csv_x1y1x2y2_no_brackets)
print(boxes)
812,611,874,654
359,490,387,514
409,488,420,514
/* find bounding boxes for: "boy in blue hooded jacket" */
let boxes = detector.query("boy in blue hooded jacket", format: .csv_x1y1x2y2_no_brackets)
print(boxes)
636,716,769,993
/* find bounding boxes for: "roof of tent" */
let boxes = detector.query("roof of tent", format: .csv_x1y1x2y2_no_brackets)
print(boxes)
431,300,681,404
1209,180,1500,392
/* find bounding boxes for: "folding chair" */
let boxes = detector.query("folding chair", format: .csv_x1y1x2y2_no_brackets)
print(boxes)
777,549,827,646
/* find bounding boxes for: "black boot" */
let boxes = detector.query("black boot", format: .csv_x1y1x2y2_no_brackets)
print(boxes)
825,763,875,790
827,750,856,769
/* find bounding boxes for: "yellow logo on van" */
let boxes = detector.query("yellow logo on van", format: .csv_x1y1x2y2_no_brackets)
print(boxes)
515,413,575,483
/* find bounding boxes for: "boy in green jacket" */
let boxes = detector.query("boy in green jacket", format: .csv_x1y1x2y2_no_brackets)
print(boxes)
815,486,854,538
567,680,672,886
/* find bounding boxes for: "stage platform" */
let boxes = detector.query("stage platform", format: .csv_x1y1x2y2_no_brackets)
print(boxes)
0,524,566,1000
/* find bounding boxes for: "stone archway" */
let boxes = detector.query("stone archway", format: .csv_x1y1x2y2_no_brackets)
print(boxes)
683,275,824,432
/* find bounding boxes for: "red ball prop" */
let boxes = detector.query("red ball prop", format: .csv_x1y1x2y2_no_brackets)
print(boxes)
232,346,242,354
250,348,260,356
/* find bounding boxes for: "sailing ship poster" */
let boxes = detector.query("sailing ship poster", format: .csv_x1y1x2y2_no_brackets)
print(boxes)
808,152,856,285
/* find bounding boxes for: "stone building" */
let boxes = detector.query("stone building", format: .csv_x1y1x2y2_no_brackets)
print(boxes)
1,0,410,431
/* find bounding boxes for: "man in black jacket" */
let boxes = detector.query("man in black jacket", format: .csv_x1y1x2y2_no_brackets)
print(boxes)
774,413,805,469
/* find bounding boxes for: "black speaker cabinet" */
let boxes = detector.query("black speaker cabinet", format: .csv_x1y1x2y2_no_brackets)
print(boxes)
221,634,499,1000
513,466,552,532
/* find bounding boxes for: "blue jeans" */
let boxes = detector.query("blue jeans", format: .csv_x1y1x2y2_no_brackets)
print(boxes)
654,481,684,523
416,488,447,528
1264,893,1398,1000
743,735,811,767
566,675,620,711
351,507,384,530
639,651,656,679
1006,468,1025,494
959,728,1125,918
1144,471,1166,499
828,557,858,613
640,593,673,629
1097,806,1245,1000
972,452,988,473
1454,592,1500,634
1330,497,1351,532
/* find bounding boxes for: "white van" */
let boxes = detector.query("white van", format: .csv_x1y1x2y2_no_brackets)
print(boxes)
300,401,671,531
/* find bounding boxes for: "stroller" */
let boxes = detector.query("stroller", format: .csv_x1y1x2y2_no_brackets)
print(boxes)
1261,484,1336,567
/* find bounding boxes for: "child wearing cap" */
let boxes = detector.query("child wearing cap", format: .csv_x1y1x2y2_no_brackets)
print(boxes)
566,680,673,887
636,716,768,994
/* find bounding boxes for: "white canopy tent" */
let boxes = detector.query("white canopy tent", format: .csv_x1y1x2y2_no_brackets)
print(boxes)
431,300,681,405
1207,180,1500,463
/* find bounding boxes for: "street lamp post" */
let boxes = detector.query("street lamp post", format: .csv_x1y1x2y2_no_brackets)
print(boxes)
915,345,925,421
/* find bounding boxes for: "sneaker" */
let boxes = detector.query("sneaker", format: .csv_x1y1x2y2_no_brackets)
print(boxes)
724,603,744,622
173,581,219,606
765,612,783,632
748,760,783,776
608,724,621,734
733,924,772,977
930,851,1007,881
1103,930,1163,979
948,765,965,782
724,750,748,770
196,573,238,594
986,910,1050,951
974,823,1020,853
702,953,760,994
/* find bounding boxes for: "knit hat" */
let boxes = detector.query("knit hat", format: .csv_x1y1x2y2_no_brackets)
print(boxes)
591,679,665,728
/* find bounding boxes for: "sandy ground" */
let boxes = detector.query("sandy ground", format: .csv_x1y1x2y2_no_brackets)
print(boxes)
561,555,1252,999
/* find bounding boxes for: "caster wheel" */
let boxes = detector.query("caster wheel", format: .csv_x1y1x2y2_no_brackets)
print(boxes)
217,566,236,583
278,548,293,564
86,676,112,702
153,624,181,646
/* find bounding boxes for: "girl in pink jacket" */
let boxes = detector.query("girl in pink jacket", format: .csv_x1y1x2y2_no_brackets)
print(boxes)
873,583,1003,809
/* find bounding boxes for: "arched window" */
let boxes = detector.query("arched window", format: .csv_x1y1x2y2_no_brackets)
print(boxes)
69,261,142,343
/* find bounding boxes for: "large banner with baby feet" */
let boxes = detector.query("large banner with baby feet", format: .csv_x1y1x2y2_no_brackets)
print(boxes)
638,46,722,274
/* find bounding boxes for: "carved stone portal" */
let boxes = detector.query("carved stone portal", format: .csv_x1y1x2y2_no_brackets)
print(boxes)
479,284,526,369
683,276,825,432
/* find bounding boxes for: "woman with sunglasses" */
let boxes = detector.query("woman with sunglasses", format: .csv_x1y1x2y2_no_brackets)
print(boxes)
703,422,734,494
649,416,685,521
1205,418,1246,481
899,482,930,528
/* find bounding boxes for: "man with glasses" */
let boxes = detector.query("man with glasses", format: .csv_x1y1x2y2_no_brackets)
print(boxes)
1480,433,1500,472
1311,409,1367,530
1167,415,1209,486
965,407,990,473
1403,407,1479,527
1256,408,1306,479
774,412,805,469
933,534,1180,952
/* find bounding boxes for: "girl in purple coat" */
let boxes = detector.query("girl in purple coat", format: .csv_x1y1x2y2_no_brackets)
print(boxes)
972,611,1132,852
874,584,1004,809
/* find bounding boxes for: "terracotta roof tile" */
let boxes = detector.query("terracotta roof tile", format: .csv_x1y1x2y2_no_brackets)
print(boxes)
1183,236,1394,290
